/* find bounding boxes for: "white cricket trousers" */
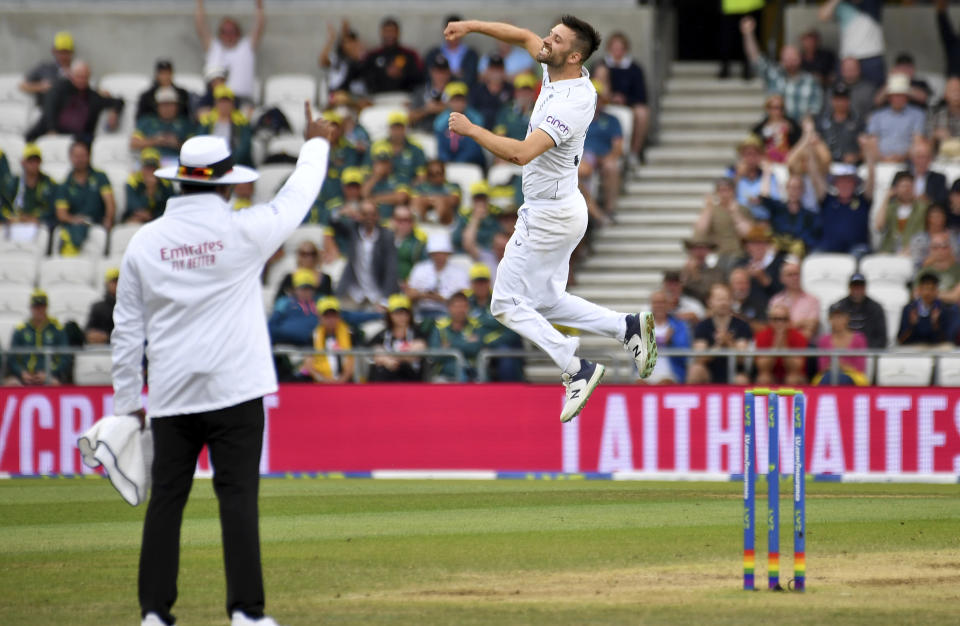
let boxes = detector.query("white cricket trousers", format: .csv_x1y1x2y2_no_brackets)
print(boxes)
491,193,625,371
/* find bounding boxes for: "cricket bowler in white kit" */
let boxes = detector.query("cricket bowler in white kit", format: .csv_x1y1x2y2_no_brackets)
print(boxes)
445,15,657,422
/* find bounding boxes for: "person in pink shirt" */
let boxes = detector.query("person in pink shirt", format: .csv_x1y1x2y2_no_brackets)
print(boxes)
768,259,821,339
814,301,869,385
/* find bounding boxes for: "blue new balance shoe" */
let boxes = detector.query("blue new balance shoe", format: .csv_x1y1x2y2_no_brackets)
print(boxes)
624,312,657,378
560,359,606,423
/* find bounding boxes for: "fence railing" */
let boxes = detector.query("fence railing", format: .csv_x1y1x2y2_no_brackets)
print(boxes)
3,345,959,386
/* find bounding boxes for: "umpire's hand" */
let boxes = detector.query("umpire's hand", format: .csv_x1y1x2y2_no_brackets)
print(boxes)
304,101,336,141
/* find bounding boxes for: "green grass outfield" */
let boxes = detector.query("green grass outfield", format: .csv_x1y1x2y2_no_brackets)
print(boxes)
2,478,959,625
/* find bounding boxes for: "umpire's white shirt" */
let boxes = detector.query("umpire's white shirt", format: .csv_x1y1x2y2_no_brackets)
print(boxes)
111,139,330,418
522,63,596,201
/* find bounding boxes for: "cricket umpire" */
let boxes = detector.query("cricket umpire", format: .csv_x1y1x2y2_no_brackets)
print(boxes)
112,103,333,626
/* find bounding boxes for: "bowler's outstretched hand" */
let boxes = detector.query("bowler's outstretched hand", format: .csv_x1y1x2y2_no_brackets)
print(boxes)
448,112,474,137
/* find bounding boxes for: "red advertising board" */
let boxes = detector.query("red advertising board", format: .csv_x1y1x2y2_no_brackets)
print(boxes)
2,385,960,477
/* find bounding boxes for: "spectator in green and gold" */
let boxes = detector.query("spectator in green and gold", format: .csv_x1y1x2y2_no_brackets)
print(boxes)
429,291,482,381
316,166,364,259
363,142,411,220
123,148,173,223
0,149,12,191
411,159,461,223
314,109,363,209
54,140,115,255
196,85,253,166
1,144,57,228
366,110,427,183
494,73,537,141
130,86,193,160
4,289,70,386
466,263,524,381
454,180,500,252
392,204,427,283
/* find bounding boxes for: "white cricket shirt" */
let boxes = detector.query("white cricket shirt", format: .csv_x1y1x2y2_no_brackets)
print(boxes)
522,63,597,201
111,138,330,417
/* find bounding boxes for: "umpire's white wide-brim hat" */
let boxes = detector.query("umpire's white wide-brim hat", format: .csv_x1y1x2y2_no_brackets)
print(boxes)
156,135,259,185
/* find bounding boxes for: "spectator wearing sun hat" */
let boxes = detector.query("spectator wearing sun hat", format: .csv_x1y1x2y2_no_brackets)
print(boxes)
494,73,538,141
1,144,57,231
810,159,876,257
366,110,427,183
123,149,174,223
5,289,70,386
435,81,486,169
406,230,470,318
85,267,120,345
19,31,74,107
304,296,356,383
196,85,253,166
865,73,926,163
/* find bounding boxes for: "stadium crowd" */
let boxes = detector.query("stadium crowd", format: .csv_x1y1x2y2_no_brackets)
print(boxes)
0,4,649,385
3,1,960,387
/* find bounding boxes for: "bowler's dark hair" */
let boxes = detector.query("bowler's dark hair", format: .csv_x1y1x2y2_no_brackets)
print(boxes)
560,14,601,64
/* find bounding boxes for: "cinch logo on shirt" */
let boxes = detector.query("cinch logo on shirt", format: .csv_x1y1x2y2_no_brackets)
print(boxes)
545,115,570,135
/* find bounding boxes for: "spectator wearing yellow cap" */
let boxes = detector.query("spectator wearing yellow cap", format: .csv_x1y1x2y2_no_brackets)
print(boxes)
453,180,500,253
1,144,57,232
364,142,412,220
391,204,427,282
466,262,524,381
580,78,624,219
267,268,322,347
494,73,538,141
435,81,486,169
85,268,120,345
411,159,461,224
303,296,356,383
366,110,427,183
429,290,482,381
196,85,253,166
19,31,74,107
123,149,174,223
273,239,332,302
5,289,69,386
130,86,193,160
312,109,362,210
367,293,428,382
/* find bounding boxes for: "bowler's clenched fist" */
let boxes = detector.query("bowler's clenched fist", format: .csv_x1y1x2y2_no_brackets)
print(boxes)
448,112,473,137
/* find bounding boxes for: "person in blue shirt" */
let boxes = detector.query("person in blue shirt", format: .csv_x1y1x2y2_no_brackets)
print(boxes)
267,268,321,346
435,81,486,169
810,142,877,258
581,79,623,218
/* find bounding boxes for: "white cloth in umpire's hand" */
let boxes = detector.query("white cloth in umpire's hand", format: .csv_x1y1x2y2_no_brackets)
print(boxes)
78,415,153,506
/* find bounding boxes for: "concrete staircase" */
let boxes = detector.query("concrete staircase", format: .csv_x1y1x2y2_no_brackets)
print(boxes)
520,61,765,383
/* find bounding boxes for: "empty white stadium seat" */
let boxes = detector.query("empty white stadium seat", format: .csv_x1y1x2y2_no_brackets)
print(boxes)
92,135,135,171
859,254,914,287
264,255,296,298
604,104,633,150
263,74,317,107
95,256,124,284
253,164,295,204
43,161,71,183
108,223,141,257
283,225,327,256
449,253,473,276
0,256,37,286
0,314,21,350
270,100,308,136
73,351,114,385
0,102,30,134
46,285,99,325
801,253,857,293
408,131,437,161
488,163,523,187
99,73,152,136
0,285,33,317
371,91,412,108
176,73,206,95
0,132,25,175
0,227,49,258
358,105,401,142
444,163,484,209
39,257,95,288
50,224,108,258
876,355,934,386
103,165,132,212
0,73,32,104
807,285,848,331
935,355,960,386
35,135,73,165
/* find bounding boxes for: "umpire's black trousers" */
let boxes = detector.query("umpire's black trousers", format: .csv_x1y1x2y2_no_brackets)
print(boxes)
139,397,265,624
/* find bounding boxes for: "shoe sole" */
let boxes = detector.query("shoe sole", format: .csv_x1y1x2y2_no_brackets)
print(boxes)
639,312,657,378
560,364,606,423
